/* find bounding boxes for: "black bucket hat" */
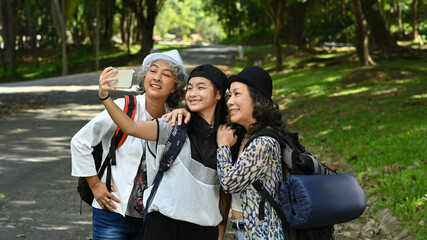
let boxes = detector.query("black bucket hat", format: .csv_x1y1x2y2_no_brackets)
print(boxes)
227,66,272,98
188,64,227,96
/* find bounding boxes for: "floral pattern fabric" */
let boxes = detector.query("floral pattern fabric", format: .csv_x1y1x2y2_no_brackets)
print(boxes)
217,136,284,240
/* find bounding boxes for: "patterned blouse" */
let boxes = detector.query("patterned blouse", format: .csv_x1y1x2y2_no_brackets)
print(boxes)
217,136,284,240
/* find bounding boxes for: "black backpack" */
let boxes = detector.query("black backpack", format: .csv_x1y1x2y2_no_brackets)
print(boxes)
77,95,137,211
244,128,335,240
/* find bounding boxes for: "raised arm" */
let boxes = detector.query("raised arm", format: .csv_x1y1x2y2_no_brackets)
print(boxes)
98,67,157,141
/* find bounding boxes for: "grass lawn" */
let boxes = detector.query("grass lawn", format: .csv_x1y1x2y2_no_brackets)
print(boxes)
237,47,426,239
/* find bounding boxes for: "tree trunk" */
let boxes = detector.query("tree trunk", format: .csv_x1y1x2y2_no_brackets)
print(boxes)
28,19,40,68
104,0,116,43
286,0,309,51
140,0,157,58
398,4,403,34
261,0,285,72
95,0,100,71
379,0,385,22
24,1,39,68
351,0,375,66
361,0,398,57
0,0,8,71
126,10,132,55
119,7,126,45
273,18,283,72
51,0,68,75
411,0,424,45
124,0,162,59
4,0,16,72
0,49,6,72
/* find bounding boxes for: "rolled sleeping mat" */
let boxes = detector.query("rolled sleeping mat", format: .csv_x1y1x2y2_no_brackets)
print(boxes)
279,174,366,229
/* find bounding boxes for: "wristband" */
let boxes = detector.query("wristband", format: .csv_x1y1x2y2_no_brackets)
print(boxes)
99,94,110,101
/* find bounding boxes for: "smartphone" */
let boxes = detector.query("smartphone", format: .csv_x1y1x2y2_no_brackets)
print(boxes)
110,69,135,89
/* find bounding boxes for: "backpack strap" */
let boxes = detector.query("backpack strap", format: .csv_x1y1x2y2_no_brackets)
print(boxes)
112,95,137,163
79,95,138,212
252,180,289,231
245,129,291,230
244,128,289,178
100,95,138,191
244,129,289,153
142,122,187,221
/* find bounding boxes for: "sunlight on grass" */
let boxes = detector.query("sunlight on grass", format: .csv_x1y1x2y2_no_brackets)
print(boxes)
329,87,369,97
413,194,426,208
314,53,346,59
411,93,427,99
21,65,56,79
130,45,141,54
305,85,328,97
23,71,43,78
288,114,304,125
371,87,398,95
317,129,332,136
262,62,276,70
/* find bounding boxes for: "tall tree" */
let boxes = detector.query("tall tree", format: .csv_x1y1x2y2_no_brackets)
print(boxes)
119,5,134,55
123,0,166,58
351,0,375,66
104,0,116,42
259,0,285,72
2,0,17,72
411,0,424,45
51,0,68,75
94,0,100,70
286,0,309,50
24,0,40,68
361,0,398,57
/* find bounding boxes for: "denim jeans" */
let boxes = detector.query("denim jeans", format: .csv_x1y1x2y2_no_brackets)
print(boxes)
231,218,245,240
92,208,144,240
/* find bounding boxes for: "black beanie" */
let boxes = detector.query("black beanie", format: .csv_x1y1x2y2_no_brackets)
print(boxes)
188,64,227,96
227,66,272,98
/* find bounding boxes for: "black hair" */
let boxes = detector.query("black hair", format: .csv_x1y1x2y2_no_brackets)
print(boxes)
186,66,228,136
246,85,287,137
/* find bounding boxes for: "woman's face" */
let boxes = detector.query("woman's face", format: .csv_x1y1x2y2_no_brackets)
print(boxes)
144,60,176,101
186,76,221,117
227,81,256,130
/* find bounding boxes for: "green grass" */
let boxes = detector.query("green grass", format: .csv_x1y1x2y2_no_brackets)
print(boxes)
236,49,427,238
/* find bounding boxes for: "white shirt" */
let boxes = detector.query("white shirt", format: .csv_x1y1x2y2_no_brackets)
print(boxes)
231,193,243,212
143,119,223,226
71,94,167,216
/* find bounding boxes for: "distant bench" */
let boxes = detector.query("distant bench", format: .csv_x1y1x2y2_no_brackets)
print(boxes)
321,42,354,50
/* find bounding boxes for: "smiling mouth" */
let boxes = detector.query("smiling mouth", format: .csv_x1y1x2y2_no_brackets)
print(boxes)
229,109,238,114
150,84,161,89
189,99,200,105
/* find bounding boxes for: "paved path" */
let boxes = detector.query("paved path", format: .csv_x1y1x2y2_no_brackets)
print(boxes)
0,46,238,240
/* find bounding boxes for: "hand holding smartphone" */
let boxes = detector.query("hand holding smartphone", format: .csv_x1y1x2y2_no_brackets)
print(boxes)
109,69,135,89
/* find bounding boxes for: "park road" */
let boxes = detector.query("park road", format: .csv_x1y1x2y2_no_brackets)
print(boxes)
0,46,238,240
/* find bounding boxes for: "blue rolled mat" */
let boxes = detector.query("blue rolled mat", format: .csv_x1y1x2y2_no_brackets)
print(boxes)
279,174,366,229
